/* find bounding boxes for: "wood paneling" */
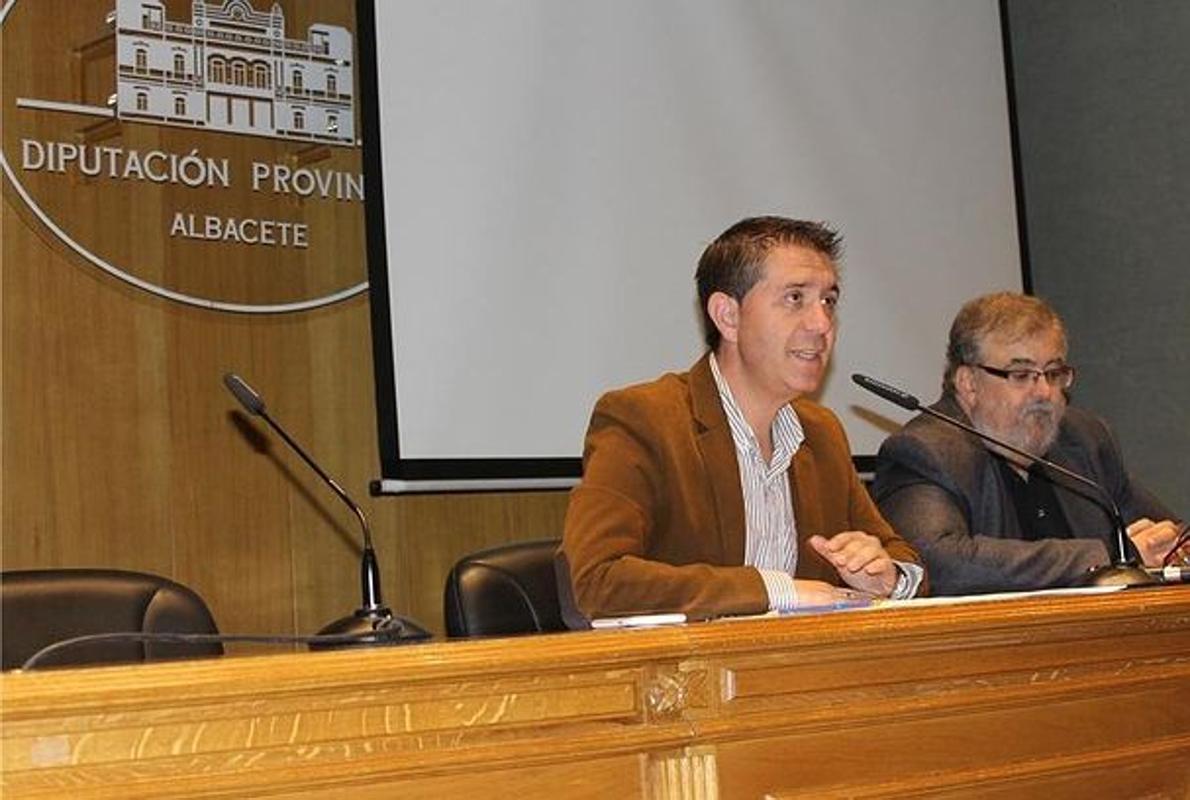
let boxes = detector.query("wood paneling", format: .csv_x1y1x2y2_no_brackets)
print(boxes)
1,187,570,635
1,0,570,640
3,587,1189,798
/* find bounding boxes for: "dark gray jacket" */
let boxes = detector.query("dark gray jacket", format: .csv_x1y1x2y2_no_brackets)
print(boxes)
872,396,1174,595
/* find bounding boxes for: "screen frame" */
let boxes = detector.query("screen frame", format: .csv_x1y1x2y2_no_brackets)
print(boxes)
357,0,1034,492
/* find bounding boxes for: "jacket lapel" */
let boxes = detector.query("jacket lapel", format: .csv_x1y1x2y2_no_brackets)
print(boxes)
789,435,822,538
931,396,1023,537
787,406,839,581
689,356,747,564
1044,435,1115,536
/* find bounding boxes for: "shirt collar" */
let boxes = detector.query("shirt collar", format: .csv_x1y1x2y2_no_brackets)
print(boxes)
708,352,804,475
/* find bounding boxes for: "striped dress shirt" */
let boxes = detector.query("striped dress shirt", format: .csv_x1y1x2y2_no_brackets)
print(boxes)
709,353,802,610
709,354,922,610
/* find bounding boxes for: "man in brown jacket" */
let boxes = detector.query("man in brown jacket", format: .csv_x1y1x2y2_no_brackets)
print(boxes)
561,216,924,622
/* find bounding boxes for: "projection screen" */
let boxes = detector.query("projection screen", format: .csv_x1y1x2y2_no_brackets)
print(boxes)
361,0,1023,492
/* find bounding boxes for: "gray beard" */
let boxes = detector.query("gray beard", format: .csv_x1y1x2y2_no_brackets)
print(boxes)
973,404,1061,465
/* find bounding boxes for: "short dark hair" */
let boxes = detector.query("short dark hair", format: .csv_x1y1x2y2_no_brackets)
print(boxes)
695,216,842,350
943,292,1067,397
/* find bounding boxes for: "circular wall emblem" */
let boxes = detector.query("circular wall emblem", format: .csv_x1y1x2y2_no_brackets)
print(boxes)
1,0,368,313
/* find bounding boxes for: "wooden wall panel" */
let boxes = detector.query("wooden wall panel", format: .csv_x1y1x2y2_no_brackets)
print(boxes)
1,0,571,641
3,203,174,575
2,186,571,638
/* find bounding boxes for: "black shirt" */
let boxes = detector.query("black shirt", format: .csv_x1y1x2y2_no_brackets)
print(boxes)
996,459,1074,541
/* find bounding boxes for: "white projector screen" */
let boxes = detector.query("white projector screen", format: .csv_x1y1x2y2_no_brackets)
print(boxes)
361,0,1023,492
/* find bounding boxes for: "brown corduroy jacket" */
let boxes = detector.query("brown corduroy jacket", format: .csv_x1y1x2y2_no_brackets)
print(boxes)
561,354,923,621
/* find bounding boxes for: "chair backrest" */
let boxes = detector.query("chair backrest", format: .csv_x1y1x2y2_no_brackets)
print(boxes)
1,568,223,670
444,539,567,638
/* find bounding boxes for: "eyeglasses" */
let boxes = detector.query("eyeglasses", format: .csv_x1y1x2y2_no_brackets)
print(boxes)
971,363,1075,389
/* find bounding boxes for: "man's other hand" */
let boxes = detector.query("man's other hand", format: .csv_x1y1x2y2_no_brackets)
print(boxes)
809,531,898,597
1127,518,1183,567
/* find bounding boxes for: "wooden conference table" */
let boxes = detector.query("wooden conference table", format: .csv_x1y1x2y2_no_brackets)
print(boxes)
3,586,1189,799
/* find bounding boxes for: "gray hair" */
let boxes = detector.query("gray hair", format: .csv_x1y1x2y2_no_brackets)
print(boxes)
943,292,1067,397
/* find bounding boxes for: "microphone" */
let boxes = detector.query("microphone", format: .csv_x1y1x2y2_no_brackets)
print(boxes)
852,373,1156,588
223,373,430,646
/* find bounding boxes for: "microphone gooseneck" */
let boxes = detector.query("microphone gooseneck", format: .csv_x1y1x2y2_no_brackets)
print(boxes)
224,373,376,558
852,373,1156,588
223,373,430,645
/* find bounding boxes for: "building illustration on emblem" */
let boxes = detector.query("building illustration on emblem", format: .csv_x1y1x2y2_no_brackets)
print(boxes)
109,0,355,145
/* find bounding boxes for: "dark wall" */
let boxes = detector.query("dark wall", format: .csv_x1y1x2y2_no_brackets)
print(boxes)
1006,0,1188,513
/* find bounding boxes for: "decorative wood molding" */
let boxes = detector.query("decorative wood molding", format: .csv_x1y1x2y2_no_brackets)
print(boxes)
648,746,720,800
645,660,711,721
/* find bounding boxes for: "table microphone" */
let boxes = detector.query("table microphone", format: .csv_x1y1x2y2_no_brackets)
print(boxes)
223,373,431,646
852,373,1156,588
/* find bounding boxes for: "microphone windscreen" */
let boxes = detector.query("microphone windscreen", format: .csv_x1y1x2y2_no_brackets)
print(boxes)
851,373,921,411
223,373,266,415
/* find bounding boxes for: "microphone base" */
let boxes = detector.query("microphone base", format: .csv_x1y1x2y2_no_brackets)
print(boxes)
311,607,432,650
1077,562,1160,588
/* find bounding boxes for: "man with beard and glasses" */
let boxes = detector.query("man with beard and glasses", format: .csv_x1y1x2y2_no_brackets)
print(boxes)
560,216,924,623
871,292,1183,595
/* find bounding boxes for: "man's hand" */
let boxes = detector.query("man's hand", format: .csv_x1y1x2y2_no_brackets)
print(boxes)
809,531,898,597
789,579,869,607
1127,518,1183,567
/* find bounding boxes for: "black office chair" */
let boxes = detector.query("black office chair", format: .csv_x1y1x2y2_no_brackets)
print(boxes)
1,568,224,670
444,539,573,638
